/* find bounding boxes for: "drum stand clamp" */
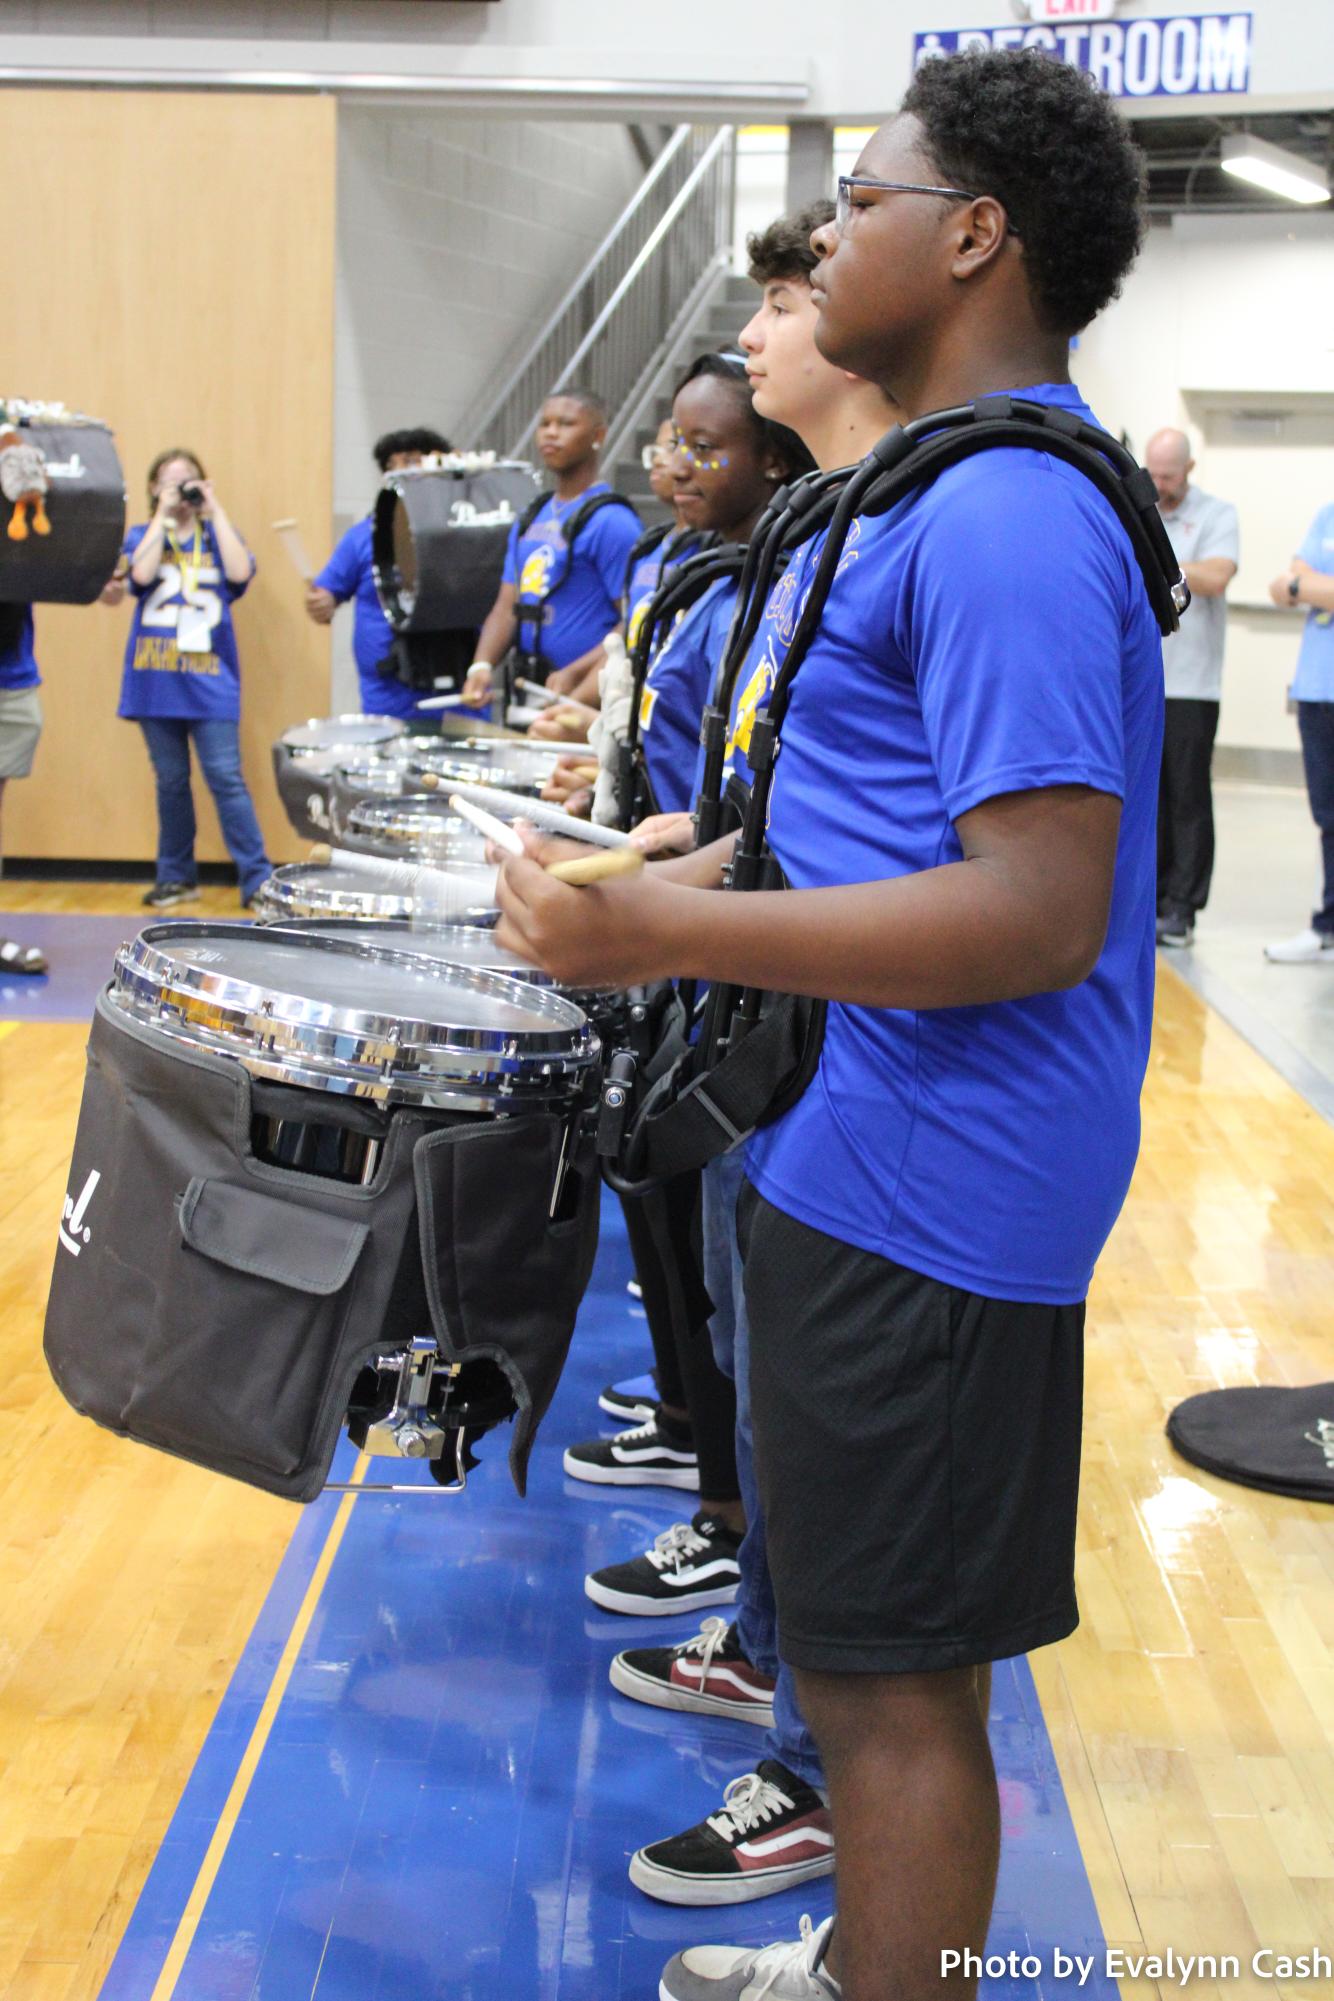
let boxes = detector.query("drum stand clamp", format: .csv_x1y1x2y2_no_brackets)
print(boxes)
333,1337,470,1495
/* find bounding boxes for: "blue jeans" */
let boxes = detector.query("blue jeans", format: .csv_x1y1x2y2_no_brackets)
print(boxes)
139,717,271,896
701,1148,824,1792
1298,701,1334,935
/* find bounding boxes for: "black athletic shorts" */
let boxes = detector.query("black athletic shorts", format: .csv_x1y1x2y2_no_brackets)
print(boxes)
738,1181,1084,1675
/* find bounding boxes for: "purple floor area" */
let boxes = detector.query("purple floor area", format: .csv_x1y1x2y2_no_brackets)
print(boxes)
0,911,140,1022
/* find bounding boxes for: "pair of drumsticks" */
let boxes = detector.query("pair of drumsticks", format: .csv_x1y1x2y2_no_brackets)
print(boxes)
308,786,642,906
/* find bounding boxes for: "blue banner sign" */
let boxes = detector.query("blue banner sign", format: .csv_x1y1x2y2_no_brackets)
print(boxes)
913,14,1252,96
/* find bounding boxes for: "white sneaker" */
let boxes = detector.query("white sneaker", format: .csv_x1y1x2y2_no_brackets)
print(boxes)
1264,928,1334,964
659,1914,839,2000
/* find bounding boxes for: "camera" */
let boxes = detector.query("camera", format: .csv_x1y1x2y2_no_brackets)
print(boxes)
179,481,205,507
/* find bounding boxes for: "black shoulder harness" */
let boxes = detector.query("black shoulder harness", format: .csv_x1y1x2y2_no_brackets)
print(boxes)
599,398,1186,1189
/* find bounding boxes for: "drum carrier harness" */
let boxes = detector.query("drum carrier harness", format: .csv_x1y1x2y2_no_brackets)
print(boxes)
616,533,740,830
507,488,639,701
597,395,1190,1193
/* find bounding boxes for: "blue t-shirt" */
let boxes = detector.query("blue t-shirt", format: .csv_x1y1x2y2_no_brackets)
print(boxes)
0,607,39,691
501,484,640,671
313,517,436,723
744,383,1164,1306
711,530,825,798
625,527,700,651
1290,503,1334,702
639,576,736,816
118,520,254,721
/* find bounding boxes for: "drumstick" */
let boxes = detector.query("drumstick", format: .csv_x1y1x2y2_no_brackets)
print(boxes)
415,693,470,711
308,840,642,892
305,845,497,922
514,678,600,721
421,776,632,850
547,846,644,886
273,518,314,582
447,793,525,856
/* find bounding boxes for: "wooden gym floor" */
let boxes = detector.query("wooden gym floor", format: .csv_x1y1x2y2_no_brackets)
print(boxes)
0,882,1331,1997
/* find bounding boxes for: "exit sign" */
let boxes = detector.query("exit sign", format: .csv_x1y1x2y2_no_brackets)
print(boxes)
1015,0,1123,16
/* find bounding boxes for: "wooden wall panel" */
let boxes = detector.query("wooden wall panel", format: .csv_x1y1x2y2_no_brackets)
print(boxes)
0,90,336,867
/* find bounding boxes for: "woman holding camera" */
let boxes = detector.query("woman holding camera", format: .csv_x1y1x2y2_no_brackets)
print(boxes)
118,447,270,908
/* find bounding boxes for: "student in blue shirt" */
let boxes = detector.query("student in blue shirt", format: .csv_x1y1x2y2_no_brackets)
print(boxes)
1265,507,1334,961
119,448,270,908
590,206,899,1916
492,50,1160,2001
303,426,451,722
635,354,814,817
460,387,639,711
624,416,696,650
0,604,47,973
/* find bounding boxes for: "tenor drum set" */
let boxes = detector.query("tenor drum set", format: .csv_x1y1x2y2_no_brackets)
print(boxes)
45,712,619,1504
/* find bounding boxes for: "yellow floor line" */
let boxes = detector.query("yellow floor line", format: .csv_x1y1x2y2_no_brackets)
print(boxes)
149,1453,371,2001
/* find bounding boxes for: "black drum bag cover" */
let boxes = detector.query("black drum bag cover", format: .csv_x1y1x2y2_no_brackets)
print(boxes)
271,744,339,842
44,994,600,1502
373,462,542,635
0,423,126,605
1167,1383,1334,1503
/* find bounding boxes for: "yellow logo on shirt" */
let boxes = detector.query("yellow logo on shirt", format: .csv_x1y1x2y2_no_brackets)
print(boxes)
519,545,556,600
132,636,220,676
727,654,774,761
639,684,659,732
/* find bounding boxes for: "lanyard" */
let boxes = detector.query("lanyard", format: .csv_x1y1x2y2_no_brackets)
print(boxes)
166,518,204,599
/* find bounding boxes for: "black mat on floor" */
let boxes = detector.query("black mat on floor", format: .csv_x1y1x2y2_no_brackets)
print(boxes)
1167,1383,1334,1502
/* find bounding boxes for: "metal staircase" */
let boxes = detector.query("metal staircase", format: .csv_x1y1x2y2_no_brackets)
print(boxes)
469,122,739,520
603,270,758,517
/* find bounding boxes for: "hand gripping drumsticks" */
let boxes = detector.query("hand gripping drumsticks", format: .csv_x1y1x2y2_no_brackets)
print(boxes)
308,840,643,893
418,774,630,851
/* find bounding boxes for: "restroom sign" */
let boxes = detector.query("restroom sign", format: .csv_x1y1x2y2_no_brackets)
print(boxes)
913,13,1252,95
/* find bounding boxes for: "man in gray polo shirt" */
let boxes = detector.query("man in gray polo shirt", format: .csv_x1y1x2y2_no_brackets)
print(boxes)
1146,428,1240,948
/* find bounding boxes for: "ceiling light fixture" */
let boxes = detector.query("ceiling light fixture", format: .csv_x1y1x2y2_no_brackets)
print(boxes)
1220,133,1330,206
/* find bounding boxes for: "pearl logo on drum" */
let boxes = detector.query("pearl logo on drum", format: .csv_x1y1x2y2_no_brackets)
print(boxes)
1304,1418,1334,1469
58,1169,101,1257
449,498,518,528
43,451,90,481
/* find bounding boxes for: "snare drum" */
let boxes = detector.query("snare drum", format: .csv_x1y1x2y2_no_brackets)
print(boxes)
264,916,540,980
327,758,410,839
405,739,570,798
110,921,596,1112
342,795,492,862
249,859,500,925
273,714,409,840
282,714,408,758
265,916,622,1040
46,920,603,1503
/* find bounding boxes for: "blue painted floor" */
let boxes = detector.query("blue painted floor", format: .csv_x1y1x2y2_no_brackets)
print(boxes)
97,1189,1114,2001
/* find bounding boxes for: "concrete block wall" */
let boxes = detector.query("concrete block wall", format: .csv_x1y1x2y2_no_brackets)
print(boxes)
324,106,641,706
333,107,642,520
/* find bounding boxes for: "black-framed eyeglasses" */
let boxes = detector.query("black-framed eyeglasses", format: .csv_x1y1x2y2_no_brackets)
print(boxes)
835,173,982,232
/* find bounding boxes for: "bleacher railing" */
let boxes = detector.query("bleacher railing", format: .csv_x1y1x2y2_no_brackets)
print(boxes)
471,123,735,463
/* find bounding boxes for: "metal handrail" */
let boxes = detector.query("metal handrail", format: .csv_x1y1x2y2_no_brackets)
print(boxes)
472,122,736,463
600,247,731,472
469,125,693,447
544,128,733,416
